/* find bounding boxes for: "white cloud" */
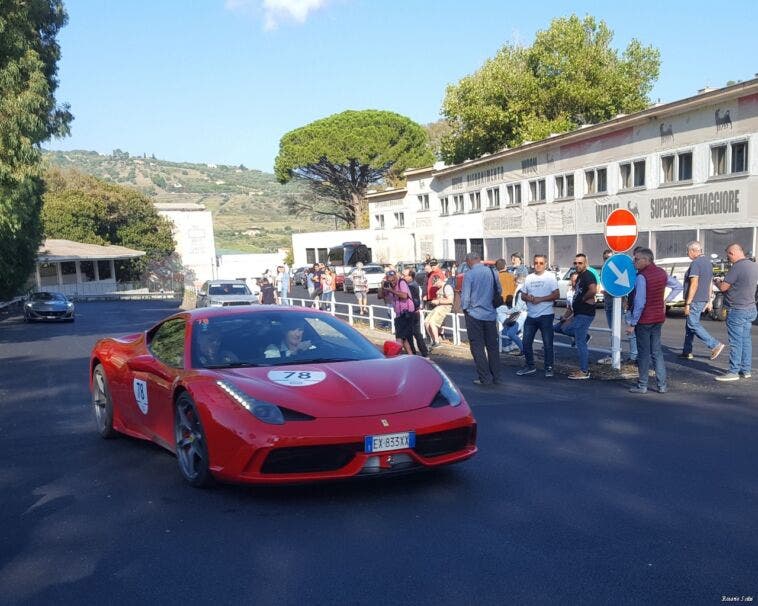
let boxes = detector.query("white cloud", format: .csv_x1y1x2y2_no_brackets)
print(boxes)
225,0,329,30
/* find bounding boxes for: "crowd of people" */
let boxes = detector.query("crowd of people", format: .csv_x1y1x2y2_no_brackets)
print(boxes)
258,243,757,390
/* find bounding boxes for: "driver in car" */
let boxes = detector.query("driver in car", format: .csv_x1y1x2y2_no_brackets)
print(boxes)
195,325,239,367
264,320,315,359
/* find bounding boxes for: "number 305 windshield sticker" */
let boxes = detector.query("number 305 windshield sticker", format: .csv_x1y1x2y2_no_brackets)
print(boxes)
133,379,149,414
267,370,326,387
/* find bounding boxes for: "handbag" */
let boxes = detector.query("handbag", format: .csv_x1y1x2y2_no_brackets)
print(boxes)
491,268,504,308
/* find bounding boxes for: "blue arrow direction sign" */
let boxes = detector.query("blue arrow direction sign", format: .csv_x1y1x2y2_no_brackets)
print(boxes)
601,253,637,298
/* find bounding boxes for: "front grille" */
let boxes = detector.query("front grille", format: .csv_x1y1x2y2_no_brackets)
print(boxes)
32,309,66,317
414,426,474,458
222,301,251,306
261,443,363,474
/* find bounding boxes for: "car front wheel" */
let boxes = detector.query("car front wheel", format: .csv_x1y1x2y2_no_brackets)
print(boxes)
174,393,213,488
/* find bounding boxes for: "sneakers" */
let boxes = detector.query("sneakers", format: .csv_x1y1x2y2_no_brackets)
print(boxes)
628,386,648,394
568,370,590,380
740,372,752,379
509,349,524,356
715,373,740,382
516,366,536,376
472,379,492,386
544,367,554,378
710,343,725,360
654,385,668,393
678,352,694,360
429,341,441,349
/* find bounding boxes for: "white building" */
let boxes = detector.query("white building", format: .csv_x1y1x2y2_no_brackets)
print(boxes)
363,78,758,266
34,239,145,296
155,202,217,286
216,252,287,281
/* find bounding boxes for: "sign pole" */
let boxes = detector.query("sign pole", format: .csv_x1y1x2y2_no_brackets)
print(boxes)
612,296,622,370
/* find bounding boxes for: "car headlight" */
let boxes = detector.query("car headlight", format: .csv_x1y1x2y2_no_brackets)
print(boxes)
67,302,74,308
429,364,462,407
25,302,32,308
217,380,284,425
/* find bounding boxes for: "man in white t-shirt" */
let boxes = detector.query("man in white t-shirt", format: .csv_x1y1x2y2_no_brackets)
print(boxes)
516,254,559,378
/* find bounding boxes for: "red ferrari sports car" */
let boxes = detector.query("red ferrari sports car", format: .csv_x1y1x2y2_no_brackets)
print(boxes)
90,306,477,487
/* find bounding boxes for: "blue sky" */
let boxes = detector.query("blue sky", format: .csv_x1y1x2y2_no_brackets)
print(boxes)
47,0,758,172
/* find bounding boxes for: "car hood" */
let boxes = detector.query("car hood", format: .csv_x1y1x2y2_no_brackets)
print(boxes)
208,295,258,303
213,356,445,418
29,300,70,311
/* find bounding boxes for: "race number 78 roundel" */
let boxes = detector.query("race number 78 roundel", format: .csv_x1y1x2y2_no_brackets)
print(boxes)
604,208,638,253
267,370,326,387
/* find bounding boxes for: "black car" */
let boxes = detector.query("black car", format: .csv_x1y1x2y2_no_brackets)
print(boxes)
24,291,75,322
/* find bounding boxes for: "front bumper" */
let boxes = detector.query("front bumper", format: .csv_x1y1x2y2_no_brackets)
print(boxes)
206,406,477,485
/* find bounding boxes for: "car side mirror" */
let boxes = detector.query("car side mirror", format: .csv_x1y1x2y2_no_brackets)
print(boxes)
128,354,171,380
383,340,403,357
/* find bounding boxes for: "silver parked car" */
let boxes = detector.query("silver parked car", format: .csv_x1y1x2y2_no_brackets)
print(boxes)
24,291,75,322
344,265,387,293
196,280,258,308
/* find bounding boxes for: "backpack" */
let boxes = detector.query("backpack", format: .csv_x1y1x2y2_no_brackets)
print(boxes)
407,281,421,312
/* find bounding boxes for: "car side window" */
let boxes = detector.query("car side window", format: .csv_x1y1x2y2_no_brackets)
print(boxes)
149,318,186,368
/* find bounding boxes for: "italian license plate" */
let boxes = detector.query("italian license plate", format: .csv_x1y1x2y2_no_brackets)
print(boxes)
364,431,415,453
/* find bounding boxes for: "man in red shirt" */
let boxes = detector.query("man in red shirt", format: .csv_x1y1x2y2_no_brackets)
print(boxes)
423,259,446,307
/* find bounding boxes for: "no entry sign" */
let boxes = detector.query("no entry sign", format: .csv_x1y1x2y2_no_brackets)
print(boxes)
604,209,638,252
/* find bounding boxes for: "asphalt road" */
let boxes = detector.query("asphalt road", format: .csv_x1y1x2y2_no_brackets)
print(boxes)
1,300,756,605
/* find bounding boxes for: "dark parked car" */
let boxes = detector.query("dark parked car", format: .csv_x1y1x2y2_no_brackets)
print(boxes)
24,291,75,322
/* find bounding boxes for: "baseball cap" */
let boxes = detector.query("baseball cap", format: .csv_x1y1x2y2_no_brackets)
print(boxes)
429,258,438,266
386,270,396,276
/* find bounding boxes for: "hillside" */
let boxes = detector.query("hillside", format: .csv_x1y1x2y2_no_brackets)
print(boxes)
42,150,338,254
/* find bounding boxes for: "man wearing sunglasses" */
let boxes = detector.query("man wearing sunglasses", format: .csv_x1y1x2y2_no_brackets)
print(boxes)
517,254,559,377
563,254,597,380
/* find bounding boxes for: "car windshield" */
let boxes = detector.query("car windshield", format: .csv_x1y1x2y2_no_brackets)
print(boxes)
31,292,65,301
365,267,384,274
208,284,250,296
190,311,383,369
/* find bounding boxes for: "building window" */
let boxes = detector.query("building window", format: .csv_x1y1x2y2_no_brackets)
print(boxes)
440,197,449,216
711,145,727,176
619,160,645,190
732,141,748,173
486,187,500,209
80,261,96,282
554,174,574,199
506,183,521,205
662,151,693,184
374,214,385,229
711,140,748,176
454,194,465,214
306,248,316,265
585,167,607,195
469,191,481,212
394,212,405,228
97,260,112,281
39,262,58,286
418,194,429,211
528,179,545,203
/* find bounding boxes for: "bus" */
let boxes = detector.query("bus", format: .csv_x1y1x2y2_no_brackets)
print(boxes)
328,242,372,289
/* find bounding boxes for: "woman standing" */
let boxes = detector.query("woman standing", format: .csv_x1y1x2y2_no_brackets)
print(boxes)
321,267,335,310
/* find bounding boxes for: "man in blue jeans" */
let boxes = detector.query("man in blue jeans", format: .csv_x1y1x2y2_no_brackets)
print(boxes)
517,254,559,378
626,248,669,394
563,254,597,380
679,241,724,361
713,243,758,381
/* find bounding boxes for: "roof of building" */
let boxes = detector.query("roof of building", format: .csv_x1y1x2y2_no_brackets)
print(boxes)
37,239,146,262
407,77,758,179
154,202,207,211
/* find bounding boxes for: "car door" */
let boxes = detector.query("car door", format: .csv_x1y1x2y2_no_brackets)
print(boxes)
135,317,187,448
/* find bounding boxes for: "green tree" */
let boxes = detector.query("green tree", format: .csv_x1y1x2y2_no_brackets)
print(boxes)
0,0,72,299
274,110,435,228
440,15,660,164
42,168,176,279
